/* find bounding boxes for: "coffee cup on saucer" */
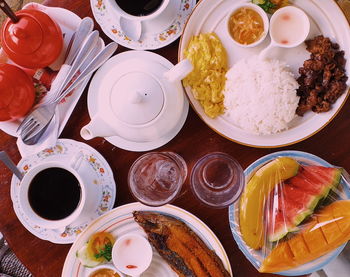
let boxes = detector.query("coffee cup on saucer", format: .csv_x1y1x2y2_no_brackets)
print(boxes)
18,153,96,230
106,0,180,40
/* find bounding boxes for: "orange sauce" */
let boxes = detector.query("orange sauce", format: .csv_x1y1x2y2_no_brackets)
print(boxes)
89,268,120,277
228,7,264,45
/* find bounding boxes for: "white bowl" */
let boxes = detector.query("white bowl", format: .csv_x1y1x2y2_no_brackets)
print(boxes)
88,264,125,277
226,3,269,48
112,233,153,276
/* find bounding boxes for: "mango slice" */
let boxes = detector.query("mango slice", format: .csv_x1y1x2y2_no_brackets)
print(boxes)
331,201,350,234
302,223,328,254
287,235,309,261
260,200,350,273
260,242,296,273
318,214,343,245
239,157,299,249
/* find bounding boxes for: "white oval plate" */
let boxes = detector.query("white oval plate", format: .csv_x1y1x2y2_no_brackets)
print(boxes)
62,202,232,277
179,0,350,147
228,150,350,275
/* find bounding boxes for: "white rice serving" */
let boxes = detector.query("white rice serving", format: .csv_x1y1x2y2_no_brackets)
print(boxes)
223,56,299,135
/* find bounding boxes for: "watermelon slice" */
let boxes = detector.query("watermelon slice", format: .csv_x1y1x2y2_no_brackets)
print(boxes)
266,166,342,242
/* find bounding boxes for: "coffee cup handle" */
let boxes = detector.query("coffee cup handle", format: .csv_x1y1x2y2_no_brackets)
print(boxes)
70,152,84,171
164,59,193,83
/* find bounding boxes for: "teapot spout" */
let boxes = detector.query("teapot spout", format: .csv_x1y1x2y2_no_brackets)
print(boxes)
164,59,193,83
80,115,116,140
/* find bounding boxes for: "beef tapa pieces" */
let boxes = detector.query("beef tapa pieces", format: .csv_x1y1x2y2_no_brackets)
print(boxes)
296,35,348,116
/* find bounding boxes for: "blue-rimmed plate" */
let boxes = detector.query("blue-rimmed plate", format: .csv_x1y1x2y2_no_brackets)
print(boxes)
228,150,350,276
62,202,232,277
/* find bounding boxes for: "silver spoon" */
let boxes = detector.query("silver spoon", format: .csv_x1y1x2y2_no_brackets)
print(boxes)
18,30,100,143
22,42,118,145
120,17,142,41
0,151,22,180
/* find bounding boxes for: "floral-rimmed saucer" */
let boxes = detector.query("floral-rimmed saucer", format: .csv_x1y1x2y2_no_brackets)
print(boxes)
90,0,195,50
10,139,116,244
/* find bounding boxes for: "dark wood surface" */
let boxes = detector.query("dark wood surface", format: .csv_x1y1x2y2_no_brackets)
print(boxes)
0,0,349,276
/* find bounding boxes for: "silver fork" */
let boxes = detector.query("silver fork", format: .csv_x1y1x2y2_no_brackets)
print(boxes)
16,18,94,134
19,41,118,144
17,30,100,141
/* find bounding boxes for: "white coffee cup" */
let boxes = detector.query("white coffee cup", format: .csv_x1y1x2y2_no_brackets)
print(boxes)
18,153,92,230
106,0,180,40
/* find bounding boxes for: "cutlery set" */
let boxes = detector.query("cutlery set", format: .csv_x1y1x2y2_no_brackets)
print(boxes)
16,18,118,145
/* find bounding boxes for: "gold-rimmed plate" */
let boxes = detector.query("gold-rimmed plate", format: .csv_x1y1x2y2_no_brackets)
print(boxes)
62,202,232,276
179,0,350,148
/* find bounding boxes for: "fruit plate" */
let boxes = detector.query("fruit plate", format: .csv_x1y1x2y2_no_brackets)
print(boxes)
178,0,350,148
62,202,232,277
228,150,350,276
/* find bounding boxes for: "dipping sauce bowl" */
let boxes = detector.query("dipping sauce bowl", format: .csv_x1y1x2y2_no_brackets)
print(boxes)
112,233,153,277
259,6,310,59
88,264,124,277
226,3,269,48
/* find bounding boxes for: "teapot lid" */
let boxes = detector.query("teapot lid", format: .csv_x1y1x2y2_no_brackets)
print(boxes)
1,9,63,68
3,12,43,55
111,71,164,125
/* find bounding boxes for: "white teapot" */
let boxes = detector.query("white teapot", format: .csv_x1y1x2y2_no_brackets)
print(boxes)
80,51,192,145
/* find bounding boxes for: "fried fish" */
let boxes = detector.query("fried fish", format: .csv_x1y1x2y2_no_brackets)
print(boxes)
133,211,231,277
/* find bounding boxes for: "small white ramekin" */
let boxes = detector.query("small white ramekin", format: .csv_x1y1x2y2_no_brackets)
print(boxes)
226,3,269,48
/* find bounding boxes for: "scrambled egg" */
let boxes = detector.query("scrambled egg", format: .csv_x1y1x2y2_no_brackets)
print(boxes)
183,33,227,118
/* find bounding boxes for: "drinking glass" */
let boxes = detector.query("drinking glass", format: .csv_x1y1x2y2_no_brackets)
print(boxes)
190,152,244,208
128,152,187,206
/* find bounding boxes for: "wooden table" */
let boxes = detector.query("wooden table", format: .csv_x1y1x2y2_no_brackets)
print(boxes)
0,0,349,276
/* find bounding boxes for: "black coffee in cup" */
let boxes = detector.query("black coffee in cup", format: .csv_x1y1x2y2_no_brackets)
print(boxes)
28,167,81,220
116,0,164,16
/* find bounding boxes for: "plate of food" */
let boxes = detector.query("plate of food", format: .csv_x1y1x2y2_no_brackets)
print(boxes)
178,0,350,147
229,150,350,275
62,202,232,277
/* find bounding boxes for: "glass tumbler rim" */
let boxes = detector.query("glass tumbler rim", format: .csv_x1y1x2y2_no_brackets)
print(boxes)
128,151,187,207
190,152,244,209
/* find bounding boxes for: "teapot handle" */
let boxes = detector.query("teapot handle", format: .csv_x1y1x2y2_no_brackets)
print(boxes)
164,59,193,83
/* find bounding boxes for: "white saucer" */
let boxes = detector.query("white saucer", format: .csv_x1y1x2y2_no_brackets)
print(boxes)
10,139,116,244
90,0,196,50
86,51,189,152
